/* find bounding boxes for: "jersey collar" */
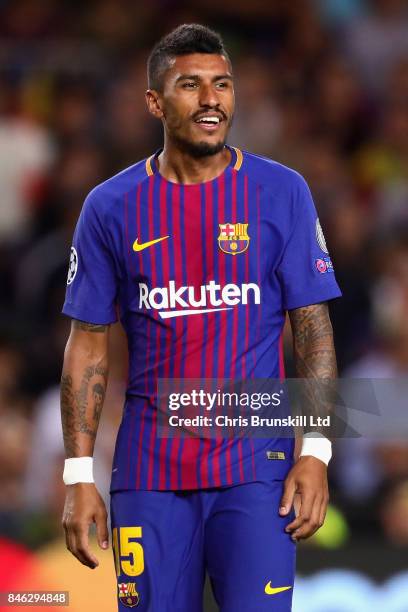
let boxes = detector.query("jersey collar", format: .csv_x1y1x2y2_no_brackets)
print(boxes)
145,145,243,178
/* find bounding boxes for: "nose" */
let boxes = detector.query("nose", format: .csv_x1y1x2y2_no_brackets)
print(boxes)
198,83,219,108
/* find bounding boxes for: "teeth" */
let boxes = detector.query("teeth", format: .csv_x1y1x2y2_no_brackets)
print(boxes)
197,116,220,123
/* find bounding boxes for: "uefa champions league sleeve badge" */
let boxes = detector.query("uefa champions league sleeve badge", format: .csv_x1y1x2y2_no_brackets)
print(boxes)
66,246,78,285
315,218,329,254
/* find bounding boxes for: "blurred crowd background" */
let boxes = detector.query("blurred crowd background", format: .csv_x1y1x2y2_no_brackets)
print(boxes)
0,0,408,608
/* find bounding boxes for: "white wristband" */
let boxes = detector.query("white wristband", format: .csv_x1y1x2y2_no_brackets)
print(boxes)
63,457,94,485
299,433,332,465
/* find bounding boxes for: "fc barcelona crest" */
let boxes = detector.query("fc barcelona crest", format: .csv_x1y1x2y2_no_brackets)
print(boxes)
218,223,250,255
118,582,140,607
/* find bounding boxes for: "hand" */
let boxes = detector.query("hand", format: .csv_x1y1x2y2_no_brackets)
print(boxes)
279,456,329,541
62,483,109,568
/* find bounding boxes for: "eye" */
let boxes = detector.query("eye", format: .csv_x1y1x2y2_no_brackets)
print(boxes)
216,81,229,89
182,82,197,89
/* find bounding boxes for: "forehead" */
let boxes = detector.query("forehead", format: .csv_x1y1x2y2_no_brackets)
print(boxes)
165,53,232,81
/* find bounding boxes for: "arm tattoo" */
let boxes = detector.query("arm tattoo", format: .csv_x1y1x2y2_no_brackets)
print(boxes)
73,320,108,333
289,303,337,380
91,382,105,423
61,361,108,457
61,373,79,456
289,303,337,435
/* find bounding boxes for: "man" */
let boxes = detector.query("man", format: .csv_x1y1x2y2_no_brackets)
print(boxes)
61,24,341,611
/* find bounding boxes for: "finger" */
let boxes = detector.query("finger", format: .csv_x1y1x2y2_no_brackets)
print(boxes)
63,519,78,557
319,495,329,527
295,495,323,540
293,492,302,517
76,526,99,567
279,478,296,516
72,525,99,568
285,514,305,533
66,526,91,567
286,490,315,533
63,522,71,552
95,510,109,550
65,527,75,558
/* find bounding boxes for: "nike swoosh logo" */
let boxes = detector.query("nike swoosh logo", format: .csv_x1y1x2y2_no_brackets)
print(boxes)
133,236,169,251
264,583,292,596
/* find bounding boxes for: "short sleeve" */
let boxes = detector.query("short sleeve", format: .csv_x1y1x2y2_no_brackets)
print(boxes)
278,174,342,310
62,189,118,324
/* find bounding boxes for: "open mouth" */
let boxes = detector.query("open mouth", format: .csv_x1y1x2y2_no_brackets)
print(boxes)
194,115,223,132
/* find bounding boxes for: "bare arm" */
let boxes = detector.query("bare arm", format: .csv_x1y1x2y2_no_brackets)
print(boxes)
289,301,337,383
61,320,110,569
61,320,109,457
290,302,337,438
280,303,337,541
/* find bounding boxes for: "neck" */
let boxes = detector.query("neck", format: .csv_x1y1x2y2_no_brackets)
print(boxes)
156,140,231,184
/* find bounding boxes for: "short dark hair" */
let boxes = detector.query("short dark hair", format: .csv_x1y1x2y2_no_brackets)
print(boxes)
147,24,230,91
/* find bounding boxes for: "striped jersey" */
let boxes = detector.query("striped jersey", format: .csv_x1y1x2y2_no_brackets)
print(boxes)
63,146,341,491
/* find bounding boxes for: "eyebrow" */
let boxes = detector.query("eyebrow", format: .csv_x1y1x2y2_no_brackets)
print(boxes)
175,74,233,83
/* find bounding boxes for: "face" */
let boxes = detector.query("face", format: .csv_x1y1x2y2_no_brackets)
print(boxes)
146,53,235,158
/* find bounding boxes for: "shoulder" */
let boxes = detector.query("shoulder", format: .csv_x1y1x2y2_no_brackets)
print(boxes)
82,157,151,219
241,149,308,194
240,150,313,220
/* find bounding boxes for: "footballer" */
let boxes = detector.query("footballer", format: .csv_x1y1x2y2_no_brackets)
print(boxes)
61,24,341,611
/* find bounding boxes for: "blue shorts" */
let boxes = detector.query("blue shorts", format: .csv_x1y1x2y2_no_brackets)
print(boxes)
110,480,296,611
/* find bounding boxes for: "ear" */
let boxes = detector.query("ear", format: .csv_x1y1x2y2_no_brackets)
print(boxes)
146,89,164,119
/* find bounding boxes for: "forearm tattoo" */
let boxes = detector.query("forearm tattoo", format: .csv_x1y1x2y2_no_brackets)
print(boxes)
289,303,337,380
61,361,108,457
61,373,79,456
289,303,337,434
73,320,108,333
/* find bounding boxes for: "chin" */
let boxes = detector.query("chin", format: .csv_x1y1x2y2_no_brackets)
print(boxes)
174,134,227,158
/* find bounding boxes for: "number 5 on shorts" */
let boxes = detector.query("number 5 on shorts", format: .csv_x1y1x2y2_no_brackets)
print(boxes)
112,527,145,577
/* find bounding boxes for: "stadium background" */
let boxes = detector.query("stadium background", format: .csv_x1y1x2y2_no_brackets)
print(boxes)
0,0,408,609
